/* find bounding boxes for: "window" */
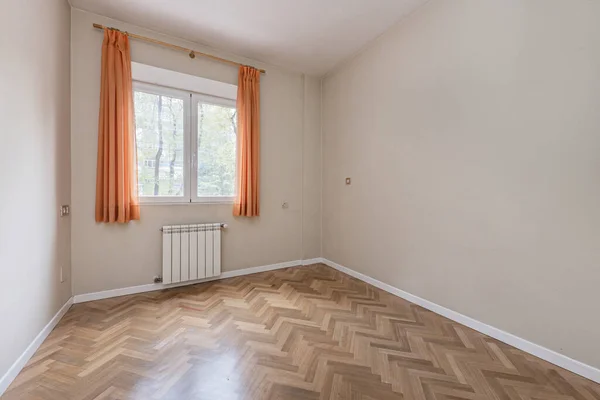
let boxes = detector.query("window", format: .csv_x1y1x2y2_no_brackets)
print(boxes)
133,82,237,203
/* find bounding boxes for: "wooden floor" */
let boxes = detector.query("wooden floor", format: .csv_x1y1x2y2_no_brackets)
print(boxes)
4,264,599,400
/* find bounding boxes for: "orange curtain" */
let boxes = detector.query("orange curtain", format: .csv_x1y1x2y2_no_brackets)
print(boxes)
234,66,261,217
95,29,140,223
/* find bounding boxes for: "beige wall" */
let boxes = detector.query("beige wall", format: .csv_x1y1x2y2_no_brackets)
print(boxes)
302,76,322,260
71,9,322,295
0,0,72,380
322,0,600,368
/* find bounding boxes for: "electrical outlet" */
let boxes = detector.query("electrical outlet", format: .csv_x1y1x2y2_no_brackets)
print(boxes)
345,177,351,185
60,205,70,217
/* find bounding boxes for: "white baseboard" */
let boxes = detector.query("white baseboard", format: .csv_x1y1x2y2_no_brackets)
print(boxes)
0,297,74,396
320,258,600,384
302,258,324,266
73,260,304,304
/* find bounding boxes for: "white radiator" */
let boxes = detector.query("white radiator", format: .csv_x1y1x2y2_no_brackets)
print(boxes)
161,223,223,284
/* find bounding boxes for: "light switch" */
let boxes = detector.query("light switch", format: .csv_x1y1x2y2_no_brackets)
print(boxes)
345,177,351,185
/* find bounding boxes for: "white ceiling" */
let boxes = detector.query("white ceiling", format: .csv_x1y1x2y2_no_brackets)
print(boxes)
69,0,428,76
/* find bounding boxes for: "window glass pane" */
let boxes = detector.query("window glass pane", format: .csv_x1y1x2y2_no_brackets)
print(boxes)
134,91,185,197
197,103,236,197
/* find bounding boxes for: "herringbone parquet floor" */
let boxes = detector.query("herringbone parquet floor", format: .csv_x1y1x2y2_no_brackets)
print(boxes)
3,264,599,399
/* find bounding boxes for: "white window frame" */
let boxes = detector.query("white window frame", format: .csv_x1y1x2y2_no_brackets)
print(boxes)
190,93,237,204
133,80,237,205
134,82,191,204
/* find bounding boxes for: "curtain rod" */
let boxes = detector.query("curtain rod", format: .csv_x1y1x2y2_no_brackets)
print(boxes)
92,23,266,74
